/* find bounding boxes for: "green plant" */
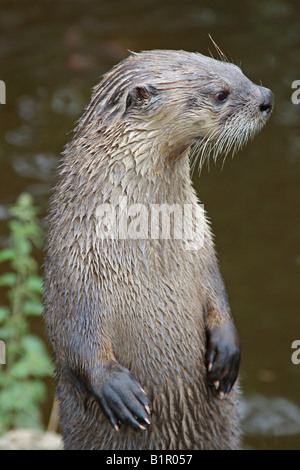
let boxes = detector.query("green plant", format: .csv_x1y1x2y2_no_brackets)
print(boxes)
0,193,53,433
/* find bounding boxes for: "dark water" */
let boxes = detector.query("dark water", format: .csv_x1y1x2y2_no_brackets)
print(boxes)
0,0,299,450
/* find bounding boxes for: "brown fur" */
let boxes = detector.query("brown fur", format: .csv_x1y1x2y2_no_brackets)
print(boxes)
43,50,273,449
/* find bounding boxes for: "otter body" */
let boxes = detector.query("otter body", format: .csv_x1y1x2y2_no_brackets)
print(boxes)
43,50,273,449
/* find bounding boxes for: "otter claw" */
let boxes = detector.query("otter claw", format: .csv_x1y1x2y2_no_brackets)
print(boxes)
93,361,151,432
206,322,241,397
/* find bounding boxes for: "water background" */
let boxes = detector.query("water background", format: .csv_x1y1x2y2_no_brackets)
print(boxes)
0,0,299,449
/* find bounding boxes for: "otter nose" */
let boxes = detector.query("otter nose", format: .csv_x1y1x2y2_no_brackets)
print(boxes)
259,88,274,114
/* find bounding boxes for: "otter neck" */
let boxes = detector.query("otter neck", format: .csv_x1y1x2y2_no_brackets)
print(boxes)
98,126,195,206
65,125,197,207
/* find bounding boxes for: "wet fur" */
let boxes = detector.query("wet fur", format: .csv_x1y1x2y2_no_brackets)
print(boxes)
43,50,273,449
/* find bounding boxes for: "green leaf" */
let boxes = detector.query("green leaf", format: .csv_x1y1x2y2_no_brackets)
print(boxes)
0,379,46,412
0,248,16,264
16,334,53,377
25,276,44,294
9,193,40,221
23,300,43,316
0,326,15,340
0,192,50,432
0,306,9,321
0,272,17,287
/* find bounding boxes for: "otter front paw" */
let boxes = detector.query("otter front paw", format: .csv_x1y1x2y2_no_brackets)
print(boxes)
93,361,151,432
206,322,241,398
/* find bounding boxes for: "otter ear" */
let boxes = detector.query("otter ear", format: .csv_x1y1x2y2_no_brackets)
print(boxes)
126,83,157,109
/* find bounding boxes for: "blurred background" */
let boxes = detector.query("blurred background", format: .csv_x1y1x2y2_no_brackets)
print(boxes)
0,0,299,450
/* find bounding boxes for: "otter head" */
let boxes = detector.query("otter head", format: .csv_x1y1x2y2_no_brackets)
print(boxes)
79,50,274,173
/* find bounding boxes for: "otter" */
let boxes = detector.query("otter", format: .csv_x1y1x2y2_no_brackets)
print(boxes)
43,49,273,450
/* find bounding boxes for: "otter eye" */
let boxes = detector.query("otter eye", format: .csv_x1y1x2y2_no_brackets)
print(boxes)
215,91,229,103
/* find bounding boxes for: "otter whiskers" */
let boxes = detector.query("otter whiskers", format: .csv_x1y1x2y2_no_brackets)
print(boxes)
190,115,266,174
